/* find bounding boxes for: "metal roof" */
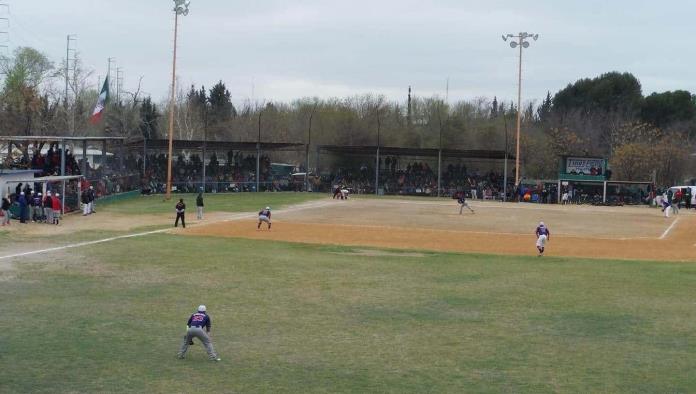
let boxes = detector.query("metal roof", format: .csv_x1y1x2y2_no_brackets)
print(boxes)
0,136,126,142
317,145,513,160
126,139,305,151
2,175,83,183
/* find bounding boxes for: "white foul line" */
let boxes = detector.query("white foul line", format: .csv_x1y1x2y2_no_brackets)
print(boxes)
0,199,338,261
0,228,170,261
659,216,680,240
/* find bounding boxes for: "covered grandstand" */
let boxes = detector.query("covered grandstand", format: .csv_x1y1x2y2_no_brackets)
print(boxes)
316,145,513,198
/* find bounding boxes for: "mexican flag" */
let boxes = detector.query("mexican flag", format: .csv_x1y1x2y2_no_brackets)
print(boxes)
90,77,109,124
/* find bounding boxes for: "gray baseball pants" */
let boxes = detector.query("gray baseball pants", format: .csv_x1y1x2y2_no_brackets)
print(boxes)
44,207,53,224
178,327,218,359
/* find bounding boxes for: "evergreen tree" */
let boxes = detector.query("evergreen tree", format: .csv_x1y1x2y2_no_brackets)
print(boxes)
537,91,552,123
208,80,236,126
139,96,159,139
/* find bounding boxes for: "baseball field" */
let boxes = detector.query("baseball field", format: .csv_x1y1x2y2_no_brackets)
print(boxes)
1,192,695,393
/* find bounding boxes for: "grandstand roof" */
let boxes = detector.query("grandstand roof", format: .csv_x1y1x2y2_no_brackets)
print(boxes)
0,136,125,142
317,145,513,160
3,175,83,183
126,139,304,151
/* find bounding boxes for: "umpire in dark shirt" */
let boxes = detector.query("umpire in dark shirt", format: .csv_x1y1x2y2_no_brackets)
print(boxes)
174,198,186,228
177,305,220,361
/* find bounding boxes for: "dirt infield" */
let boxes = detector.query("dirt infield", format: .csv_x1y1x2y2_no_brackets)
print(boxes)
185,198,696,262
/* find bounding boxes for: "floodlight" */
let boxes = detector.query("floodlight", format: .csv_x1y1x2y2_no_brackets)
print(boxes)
533,34,539,41
522,41,530,48
510,41,517,48
502,34,507,41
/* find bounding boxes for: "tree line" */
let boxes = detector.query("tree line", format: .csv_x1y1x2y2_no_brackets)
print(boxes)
1,46,694,184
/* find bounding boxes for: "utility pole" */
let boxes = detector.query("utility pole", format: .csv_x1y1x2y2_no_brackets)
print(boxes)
502,32,539,187
305,103,317,192
257,108,262,192
107,57,116,94
65,35,76,133
0,2,9,58
374,106,381,196
116,67,124,104
437,103,444,197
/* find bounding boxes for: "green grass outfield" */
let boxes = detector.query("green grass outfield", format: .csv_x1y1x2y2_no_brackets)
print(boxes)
1,194,695,393
98,191,324,215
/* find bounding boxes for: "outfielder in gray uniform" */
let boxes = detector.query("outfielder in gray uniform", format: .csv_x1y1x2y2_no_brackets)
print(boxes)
177,305,221,361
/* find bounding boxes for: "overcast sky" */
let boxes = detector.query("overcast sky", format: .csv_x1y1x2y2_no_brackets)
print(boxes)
3,0,694,107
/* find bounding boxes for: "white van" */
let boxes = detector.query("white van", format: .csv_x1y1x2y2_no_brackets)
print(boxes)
669,186,696,206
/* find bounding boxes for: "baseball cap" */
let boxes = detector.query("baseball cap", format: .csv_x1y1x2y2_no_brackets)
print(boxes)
265,206,270,210
539,221,545,226
198,305,206,312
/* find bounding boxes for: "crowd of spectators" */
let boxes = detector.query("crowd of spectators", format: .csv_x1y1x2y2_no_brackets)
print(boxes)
138,151,279,193
328,157,510,199
6,143,82,176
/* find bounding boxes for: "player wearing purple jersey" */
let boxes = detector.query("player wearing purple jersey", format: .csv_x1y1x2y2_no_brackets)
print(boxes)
258,206,272,230
535,221,550,256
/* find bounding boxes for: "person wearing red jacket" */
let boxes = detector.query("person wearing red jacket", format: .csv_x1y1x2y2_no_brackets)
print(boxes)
51,193,62,225
43,192,54,225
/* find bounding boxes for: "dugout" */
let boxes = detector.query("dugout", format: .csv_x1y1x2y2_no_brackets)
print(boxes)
556,156,652,204
125,139,305,192
4,175,83,216
316,145,512,197
0,136,130,204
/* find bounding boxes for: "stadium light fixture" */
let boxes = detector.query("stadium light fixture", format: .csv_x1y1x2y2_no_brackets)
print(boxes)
501,31,539,188
165,0,191,200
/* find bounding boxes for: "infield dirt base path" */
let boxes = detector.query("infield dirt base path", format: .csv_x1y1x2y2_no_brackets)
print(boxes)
184,199,696,262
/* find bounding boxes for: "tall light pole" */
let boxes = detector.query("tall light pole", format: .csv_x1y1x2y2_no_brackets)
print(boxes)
437,102,444,198
374,107,382,196
305,103,317,192
257,107,263,192
165,0,190,200
502,32,538,187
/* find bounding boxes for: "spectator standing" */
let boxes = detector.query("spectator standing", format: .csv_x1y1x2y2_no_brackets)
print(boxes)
44,192,53,225
1,195,10,226
196,191,204,220
81,189,90,216
32,192,43,222
51,193,62,225
685,188,693,210
18,192,27,223
88,185,96,214
175,198,186,228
